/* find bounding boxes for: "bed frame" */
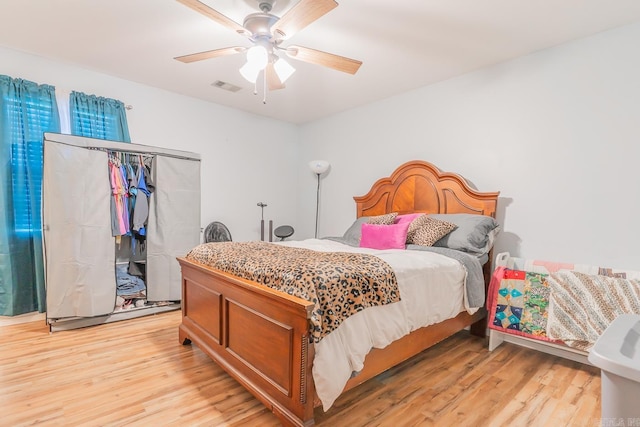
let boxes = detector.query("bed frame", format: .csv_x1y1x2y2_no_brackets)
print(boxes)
177,160,499,426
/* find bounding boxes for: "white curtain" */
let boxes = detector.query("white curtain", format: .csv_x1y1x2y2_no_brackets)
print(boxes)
54,88,71,134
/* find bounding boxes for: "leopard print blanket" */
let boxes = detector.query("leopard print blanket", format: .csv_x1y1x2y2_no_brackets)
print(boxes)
186,241,400,343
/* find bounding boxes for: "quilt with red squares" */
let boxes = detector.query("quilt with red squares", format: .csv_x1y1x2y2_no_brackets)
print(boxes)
487,266,556,343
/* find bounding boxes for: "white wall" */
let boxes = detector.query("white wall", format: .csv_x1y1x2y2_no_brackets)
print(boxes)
0,46,299,242
298,22,640,270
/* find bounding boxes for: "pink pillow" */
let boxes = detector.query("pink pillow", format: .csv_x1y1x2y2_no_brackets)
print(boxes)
359,222,410,250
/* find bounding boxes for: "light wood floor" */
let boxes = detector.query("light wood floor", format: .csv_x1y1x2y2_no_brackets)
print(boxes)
1,311,601,426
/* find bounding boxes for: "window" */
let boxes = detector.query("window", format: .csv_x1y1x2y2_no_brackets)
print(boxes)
72,107,120,140
70,91,131,142
5,94,58,234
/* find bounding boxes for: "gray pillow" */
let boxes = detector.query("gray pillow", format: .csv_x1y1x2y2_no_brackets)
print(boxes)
429,214,500,255
341,216,370,246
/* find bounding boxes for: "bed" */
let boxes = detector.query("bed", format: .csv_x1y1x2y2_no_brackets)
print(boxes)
177,160,500,426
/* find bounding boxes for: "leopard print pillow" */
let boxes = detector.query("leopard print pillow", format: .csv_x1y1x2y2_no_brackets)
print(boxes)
405,214,428,241
409,216,457,246
367,212,398,225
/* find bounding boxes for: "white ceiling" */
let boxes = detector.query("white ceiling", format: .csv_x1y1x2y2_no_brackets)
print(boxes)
1,1,640,124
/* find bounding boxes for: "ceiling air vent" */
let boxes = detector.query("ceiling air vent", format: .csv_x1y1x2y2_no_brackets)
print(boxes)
211,80,242,93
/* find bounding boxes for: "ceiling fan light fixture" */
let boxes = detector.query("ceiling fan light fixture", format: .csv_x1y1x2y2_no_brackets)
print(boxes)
246,45,269,70
176,0,362,99
273,57,295,83
240,61,262,83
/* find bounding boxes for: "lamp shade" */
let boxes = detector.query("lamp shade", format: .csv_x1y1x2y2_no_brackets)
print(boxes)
309,160,330,175
239,61,261,83
274,57,296,83
246,45,268,70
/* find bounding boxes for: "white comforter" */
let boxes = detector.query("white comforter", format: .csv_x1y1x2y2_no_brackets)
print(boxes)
278,239,466,411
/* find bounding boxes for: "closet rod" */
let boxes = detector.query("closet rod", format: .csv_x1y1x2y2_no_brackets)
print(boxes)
107,150,154,162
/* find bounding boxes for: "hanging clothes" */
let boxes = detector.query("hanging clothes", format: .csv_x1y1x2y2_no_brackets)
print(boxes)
107,151,154,254
126,161,139,253
119,162,130,231
131,158,154,254
108,155,129,240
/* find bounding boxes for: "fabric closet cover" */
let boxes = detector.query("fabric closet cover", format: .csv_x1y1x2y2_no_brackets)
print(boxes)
44,141,116,318
146,155,201,301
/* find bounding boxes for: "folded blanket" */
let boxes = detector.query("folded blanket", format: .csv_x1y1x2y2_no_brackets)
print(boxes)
487,267,557,343
115,264,146,296
547,271,640,351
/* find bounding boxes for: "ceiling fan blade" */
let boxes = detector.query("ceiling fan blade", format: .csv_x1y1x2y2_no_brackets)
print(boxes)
286,46,362,74
176,0,246,35
174,47,245,63
271,0,338,39
266,64,285,91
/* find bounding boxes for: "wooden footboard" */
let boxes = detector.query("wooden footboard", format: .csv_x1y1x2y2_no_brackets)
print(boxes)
177,257,316,426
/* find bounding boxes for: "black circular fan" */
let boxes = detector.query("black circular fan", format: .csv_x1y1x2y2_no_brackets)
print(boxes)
274,225,294,241
204,221,232,243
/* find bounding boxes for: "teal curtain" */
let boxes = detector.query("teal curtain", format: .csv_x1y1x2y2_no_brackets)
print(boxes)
70,91,130,142
0,75,60,315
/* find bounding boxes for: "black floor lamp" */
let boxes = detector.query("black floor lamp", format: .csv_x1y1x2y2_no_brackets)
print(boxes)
308,160,330,239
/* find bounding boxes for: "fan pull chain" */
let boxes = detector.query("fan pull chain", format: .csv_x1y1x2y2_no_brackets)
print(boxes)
262,70,267,104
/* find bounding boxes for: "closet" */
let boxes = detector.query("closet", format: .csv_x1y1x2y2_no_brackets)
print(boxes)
42,133,201,331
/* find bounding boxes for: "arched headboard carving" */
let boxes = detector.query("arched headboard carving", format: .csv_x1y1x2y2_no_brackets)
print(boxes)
354,160,499,219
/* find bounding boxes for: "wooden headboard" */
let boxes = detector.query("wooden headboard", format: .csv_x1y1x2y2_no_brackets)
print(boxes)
354,160,499,218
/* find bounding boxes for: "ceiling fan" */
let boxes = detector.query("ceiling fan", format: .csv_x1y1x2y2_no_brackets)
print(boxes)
174,0,362,94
